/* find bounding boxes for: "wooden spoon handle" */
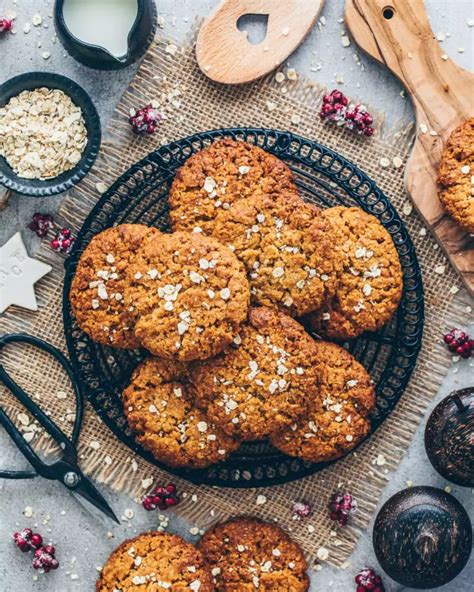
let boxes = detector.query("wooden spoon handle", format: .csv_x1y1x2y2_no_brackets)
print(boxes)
196,0,324,85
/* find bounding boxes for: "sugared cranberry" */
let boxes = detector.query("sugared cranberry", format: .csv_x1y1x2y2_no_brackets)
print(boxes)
129,104,163,135
329,491,357,526
355,567,385,592
28,213,54,238
443,328,473,358
320,91,374,137
50,228,75,255
293,501,313,518
12,528,43,552
0,17,13,33
32,545,59,573
30,533,43,548
142,483,179,511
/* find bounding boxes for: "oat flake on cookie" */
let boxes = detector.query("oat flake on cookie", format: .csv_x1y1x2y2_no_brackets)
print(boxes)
0,87,87,180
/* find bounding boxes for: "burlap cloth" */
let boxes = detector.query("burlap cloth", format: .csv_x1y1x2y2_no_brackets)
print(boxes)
1,37,471,568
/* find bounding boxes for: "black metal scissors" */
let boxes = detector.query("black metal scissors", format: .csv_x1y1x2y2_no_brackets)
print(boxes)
0,333,119,524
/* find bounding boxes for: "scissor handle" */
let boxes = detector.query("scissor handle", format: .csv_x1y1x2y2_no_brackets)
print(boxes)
0,333,84,480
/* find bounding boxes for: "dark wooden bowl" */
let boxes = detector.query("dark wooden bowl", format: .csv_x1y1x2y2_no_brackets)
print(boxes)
373,486,472,589
425,387,474,487
0,72,101,197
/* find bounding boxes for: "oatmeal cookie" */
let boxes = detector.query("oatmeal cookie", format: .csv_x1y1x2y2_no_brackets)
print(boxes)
96,532,214,592
198,517,309,592
125,231,249,361
437,117,474,233
202,192,340,316
270,341,375,462
123,357,241,468
189,307,319,441
69,224,159,349
169,139,297,234
307,206,403,340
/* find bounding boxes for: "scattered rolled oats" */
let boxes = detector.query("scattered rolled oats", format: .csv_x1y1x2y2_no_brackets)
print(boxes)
0,88,88,180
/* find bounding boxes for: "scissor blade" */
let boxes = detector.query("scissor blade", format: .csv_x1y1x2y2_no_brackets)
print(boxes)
74,473,120,525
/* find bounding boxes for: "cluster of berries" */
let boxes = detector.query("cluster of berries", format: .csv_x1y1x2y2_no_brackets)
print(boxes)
129,104,164,135
329,491,358,526
443,328,473,358
355,567,385,591
13,528,59,574
28,213,75,254
320,90,375,136
142,483,179,511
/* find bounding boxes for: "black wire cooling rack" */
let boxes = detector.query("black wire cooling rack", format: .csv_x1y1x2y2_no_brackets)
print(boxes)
63,128,424,488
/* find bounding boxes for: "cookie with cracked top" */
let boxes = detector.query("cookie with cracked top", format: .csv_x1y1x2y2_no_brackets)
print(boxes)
270,340,375,463
307,206,403,340
189,306,319,441
125,230,250,361
70,224,160,349
206,192,341,316
437,117,474,233
123,357,241,468
96,531,214,591
198,516,309,591
169,138,297,235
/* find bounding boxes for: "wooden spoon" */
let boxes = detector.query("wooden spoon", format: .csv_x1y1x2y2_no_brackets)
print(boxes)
345,0,474,294
196,0,324,85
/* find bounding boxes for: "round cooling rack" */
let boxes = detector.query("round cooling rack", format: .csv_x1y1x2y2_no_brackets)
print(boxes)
63,128,424,488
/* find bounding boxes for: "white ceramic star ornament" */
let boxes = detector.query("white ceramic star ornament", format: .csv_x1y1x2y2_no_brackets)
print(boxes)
0,232,52,314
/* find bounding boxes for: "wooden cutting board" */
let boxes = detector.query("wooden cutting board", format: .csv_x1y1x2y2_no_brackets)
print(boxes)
196,0,324,85
345,0,474,295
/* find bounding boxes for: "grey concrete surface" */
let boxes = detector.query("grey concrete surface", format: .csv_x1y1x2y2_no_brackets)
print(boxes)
1,0,473,590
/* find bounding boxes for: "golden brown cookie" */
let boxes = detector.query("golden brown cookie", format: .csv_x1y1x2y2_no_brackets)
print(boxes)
196,192,340,317
123,357,241,468
437,117,474,233
307,206,403,340
270,341,375,463
96,532,214,592
69,224,159,349
169,139,297,235
125,231,250,361
198,517,309,592
189,307,319,441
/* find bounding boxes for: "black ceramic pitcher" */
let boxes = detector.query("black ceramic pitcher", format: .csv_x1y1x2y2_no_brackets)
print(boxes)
54,0,157,70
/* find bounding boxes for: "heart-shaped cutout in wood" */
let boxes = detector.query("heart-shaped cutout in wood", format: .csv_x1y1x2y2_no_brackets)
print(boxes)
236,13,269,45
196,0,325,85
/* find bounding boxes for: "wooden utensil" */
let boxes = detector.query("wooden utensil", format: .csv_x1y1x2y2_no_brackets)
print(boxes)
345,0,474,295
196,0,324,85
373,486,472,588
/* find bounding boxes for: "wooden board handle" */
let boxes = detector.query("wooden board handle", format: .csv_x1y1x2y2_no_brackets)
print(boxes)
345,0,473,126
345,0,474,294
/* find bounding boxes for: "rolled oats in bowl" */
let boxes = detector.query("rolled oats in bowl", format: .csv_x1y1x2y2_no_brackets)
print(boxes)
0,87,88,180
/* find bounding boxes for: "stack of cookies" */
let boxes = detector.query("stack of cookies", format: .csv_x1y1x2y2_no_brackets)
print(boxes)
70,139,403,469
96,517,310,591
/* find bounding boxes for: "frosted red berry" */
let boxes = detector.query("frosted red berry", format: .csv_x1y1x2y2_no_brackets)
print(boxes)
28,213,54,238
12,528,44,552
142,483,179,511
355,567,385,592
50,228,75,255
32,545,59,573
443,328,473,358
293,501,313,518
320,90,374,137
129,104,163,134
329,491,357,526
0,17,13,33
